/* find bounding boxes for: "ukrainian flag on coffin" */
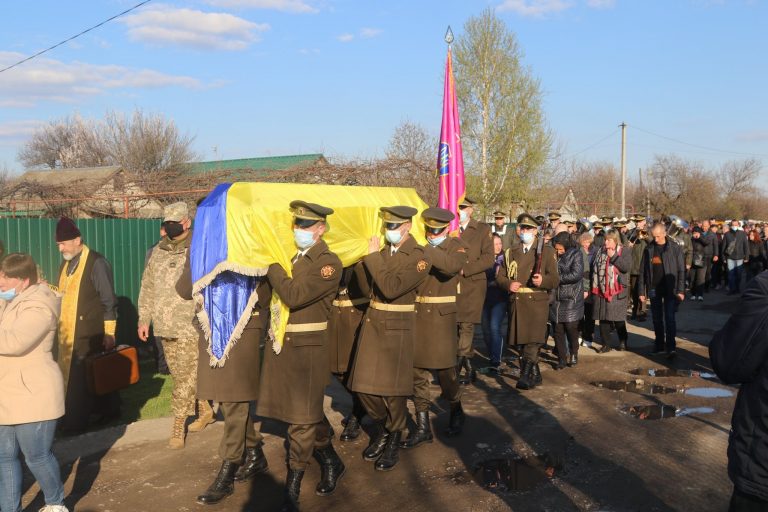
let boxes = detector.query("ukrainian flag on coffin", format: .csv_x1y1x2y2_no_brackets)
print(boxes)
191,182,428,367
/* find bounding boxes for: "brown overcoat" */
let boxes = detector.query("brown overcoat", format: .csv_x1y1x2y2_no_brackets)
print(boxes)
327,263,370,374
349,236,431,396
257,239,342,425
496,238,560,345
457,219,494,323
176,254,271,402
413,237,467,369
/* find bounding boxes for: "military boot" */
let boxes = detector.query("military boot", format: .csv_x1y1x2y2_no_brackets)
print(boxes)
313,443,345,496
399,411,433,449
339,414,361,442
445,402,465,437
188,400,216,433
234,445,269,482
374,430,401,471
168,416,186,449
280,468,304,512
197,460,239,505
516,359,535,390
362,423,389,461
533,362,543,387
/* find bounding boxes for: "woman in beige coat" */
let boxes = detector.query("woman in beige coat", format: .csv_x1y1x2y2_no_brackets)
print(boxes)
0,253,68,512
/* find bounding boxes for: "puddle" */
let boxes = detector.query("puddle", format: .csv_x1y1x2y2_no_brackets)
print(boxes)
622,404,716,420
684,387,733,398
472,457,555,492
628,368,718,379
592,380,680,395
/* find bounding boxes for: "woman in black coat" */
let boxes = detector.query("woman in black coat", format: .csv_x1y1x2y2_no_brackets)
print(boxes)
550,232,584,368
709,270,768,510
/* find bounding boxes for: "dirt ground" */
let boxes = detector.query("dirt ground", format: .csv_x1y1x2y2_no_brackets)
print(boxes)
23,289,739,512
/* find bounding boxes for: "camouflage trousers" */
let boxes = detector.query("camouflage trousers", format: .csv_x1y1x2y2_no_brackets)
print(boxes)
159,337,198,418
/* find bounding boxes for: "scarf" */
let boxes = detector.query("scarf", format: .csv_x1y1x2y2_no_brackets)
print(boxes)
591,246,623,302
57,244,90,386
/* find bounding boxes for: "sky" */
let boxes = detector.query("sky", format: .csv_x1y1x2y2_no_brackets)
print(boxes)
2,0,767,183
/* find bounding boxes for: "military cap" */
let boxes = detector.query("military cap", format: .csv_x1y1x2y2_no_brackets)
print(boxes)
421,207,454,229
548,211,562,220
561,215,576,225
458,197,476,208
631,214,646,222
534,215,546,224
492,210,506,218
517,213,539,229
379,205,417,224
614,218,628,228
163,201,188,222
600,215,615,224
290,200,334,222
593,220,604,229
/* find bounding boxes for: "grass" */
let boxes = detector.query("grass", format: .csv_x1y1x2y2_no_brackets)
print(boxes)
118,359,174,423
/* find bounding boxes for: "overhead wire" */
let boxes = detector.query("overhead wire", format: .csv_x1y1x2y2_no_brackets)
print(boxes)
631,125,768,158
0,0,153,75
565,128,620,158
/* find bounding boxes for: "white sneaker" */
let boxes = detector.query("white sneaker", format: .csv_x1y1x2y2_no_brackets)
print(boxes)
39,505,69,512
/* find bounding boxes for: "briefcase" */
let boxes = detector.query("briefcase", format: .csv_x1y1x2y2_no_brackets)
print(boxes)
85,345,140,396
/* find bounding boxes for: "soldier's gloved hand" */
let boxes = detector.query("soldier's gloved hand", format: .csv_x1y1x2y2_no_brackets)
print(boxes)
103,334,116,351
138,324,150,342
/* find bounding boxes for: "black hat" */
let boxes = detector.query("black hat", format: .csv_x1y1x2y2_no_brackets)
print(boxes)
492,210,506,218
534,215,546,224
56,217,81,242
458,197,476,208
548,211,562,220
517,213,538,229
290,200,334,222
379,206,417,224
421,207,454,229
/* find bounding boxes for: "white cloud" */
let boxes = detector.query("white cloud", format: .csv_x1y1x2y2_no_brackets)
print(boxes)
735,130,768,143
360,27,383,38
0,51,204,108
0,120,44,141
587,0,615,8
337,33,354,43
205,0,318,13
120,4,270,50
497,0,572,16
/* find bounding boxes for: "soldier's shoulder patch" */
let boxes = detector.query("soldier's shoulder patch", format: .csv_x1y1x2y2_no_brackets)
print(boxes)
416,260,428,272
320,265,336,279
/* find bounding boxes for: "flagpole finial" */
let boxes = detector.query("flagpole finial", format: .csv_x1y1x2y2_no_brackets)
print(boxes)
445,26,454,45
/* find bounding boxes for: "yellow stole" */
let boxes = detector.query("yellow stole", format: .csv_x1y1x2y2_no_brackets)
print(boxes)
57,244,90,386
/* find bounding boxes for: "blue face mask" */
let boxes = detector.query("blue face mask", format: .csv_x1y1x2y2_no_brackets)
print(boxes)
385,229,403,245
0,288,17,301
459,210,469,223
293,229,316,250
520,232,535,245
428,235,447,247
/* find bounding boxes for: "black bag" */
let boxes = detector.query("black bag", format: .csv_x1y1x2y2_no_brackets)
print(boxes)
725,241,736,257
693,253,705,268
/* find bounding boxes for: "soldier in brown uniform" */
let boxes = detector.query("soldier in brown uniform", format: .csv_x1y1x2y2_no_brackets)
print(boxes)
491,211,518,251
548,211,562,232
456,198,494,384
496,213,560,390
257,201,344,511
401,207,468,450
328,263,369,441
174,257,272,505
349,206,431,471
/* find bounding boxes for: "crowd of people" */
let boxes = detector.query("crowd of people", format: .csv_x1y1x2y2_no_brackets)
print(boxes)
0,201,767,512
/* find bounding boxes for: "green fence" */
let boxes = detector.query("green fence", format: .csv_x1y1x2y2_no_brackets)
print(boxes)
1,218,162,344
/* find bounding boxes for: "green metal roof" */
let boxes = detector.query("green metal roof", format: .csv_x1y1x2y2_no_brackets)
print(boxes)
188,154,325,174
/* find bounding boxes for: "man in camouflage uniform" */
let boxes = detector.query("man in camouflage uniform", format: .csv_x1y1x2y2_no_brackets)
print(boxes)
138,202,213,449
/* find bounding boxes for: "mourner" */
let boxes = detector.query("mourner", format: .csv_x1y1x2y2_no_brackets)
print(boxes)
257,201,344,511
496,213,559,390
456,197,494,384
402,207,468,450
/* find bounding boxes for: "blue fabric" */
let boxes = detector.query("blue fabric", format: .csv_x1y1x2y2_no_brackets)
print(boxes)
481,300,507,366
191,183,259,362
0,420,64,512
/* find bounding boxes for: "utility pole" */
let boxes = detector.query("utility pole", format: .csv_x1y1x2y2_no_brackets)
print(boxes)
646,166,653,220
620,122,627,218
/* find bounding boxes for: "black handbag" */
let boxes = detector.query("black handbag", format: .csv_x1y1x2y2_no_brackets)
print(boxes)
693,253,705,268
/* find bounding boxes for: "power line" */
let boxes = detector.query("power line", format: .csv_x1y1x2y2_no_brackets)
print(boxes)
632,125,768,158
566,128,619,158
0,0,153,75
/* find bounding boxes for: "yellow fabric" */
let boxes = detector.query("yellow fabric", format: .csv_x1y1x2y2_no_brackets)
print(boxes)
223,183,428,352
103,320,116,336
57,244,90,386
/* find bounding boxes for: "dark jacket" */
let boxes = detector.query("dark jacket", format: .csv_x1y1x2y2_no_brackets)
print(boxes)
550,246,584,324
591,245,632,322
700,231,716,257
638,238,686,297
692,233,712,267
723,229,749,261
747,241,767,270
709,271,768,501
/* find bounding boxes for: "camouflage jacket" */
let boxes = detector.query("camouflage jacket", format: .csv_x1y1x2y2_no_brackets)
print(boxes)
138,232,197,339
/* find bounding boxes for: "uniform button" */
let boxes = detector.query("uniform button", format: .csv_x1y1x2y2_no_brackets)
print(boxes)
366,319,370,322
286,337,291,341
427,309,431,313
79,315,84,320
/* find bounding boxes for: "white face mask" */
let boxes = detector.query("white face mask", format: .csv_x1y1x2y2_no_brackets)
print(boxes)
520,232,535,245
385,229,402,245
459,210,469,223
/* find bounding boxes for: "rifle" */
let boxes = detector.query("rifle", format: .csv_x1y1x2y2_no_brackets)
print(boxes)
533,227,545,276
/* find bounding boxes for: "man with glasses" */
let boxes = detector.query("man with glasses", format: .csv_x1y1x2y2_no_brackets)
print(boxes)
349,206,431,472
456,198,494,385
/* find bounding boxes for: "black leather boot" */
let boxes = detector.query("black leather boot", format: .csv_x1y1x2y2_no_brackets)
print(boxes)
340,414,361,441
516,359,535,390
280,468,304,512
457,356,468,385
533,362,543,386
197,460,239,505
313,443,345,496
463,357,477,383
234,445,268,482
362,423,389,461
445,402,465,437
399,411,433,449
374,430,401,471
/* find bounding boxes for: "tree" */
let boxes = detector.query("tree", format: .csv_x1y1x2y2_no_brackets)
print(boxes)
18,114,109,170
453,8,553,212
385,120,435,165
